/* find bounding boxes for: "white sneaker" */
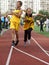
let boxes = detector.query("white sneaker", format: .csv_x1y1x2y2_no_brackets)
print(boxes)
28,40,30,44
24,42,26,47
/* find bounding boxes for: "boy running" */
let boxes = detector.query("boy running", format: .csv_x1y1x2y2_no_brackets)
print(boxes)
10,1,22,46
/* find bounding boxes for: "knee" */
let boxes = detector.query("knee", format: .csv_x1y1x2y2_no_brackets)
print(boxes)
11,29,15,34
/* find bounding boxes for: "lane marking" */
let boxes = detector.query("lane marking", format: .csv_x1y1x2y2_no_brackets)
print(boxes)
6,46,14,65
14,47,49,65
5,28,49,65
20,26,49,56
31,37,49,56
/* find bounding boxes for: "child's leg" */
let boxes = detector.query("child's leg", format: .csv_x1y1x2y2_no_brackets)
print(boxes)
15,31,19,40
11,29,19,46
28,28,32,44
24,30,28,46
12,29,15,41
10,21,18,46
28,28,32,40
11,29,16,46
15,30,19,46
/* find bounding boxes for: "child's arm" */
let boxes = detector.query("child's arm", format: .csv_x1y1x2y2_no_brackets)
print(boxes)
24,18,27,22
10,10,22,18
22,10,26,12
6,11,20,18
24,18,30,23
12,11,22,18
30,17,34,25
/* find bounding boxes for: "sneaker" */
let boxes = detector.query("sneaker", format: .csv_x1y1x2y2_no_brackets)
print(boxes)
24,42,27,47
15,40,19,46
12,40,15,46
28,40,30,44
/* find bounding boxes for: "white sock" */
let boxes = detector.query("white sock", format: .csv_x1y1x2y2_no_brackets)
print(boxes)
28,40,30,44
24,42,26,46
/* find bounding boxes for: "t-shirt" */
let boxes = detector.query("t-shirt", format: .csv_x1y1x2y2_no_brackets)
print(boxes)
10,10,21,24
24,16,34,30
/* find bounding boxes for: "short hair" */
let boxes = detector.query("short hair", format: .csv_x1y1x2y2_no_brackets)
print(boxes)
17,1,22,6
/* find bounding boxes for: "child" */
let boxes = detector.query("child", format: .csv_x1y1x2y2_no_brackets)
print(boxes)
10,1,22,46
23,8,34,46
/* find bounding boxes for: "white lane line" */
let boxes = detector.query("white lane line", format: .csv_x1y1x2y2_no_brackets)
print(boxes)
6,46,14,65
20,26,49,56
31,37,49,56
14,47,49,65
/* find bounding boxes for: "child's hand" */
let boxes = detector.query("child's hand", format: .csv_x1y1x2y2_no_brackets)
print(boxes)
12,10,22,18
18,11,22,17
24,18,30,23
27,20,30,23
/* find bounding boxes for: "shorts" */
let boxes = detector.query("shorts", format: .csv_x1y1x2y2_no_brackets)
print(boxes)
10,21,20,31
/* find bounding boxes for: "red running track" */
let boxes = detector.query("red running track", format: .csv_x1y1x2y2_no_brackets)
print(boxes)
0,29,49,65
